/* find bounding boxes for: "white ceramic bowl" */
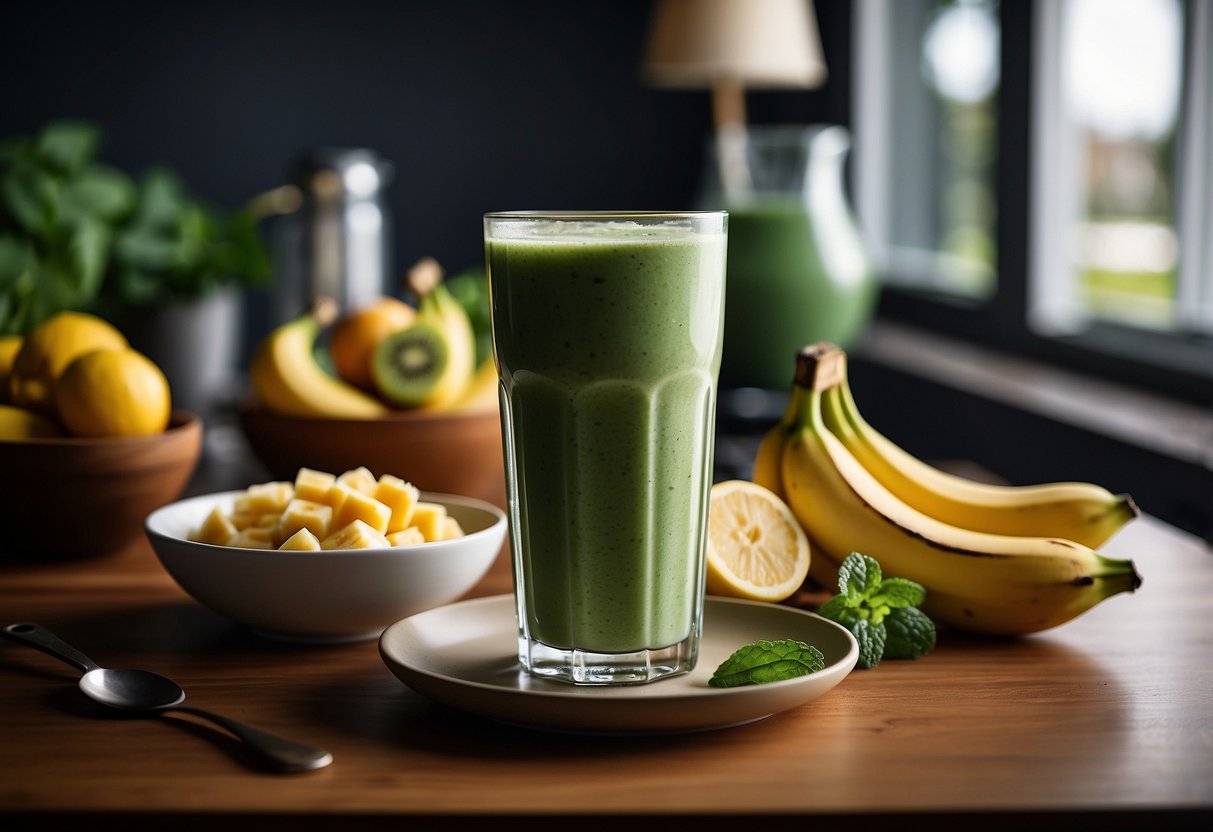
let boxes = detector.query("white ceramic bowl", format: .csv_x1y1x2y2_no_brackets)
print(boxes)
145,490,507,643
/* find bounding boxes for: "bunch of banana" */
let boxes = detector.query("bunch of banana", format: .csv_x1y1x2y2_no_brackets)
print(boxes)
755,343,1142,636
249,297,389,419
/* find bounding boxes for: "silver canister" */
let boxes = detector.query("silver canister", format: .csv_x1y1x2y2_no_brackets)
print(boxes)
272,148,394,322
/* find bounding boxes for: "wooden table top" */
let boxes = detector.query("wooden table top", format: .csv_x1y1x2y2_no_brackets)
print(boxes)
1,443,1210,830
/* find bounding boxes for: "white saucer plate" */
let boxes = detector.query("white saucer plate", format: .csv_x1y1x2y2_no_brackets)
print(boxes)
379,594,858,734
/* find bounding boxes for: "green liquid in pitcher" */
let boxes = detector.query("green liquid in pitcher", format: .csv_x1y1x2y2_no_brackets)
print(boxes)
487,227,725,653
720,198,874,391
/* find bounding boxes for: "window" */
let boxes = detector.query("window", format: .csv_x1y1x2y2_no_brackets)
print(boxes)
854,0,1212,403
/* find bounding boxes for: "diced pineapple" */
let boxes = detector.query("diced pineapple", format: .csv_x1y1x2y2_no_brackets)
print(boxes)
336,466,378,496
273,498,333,546
229,510,281,531
190,506,237,545
278,528,322,551
320,519,390,550
374,474,420,533
440,516,465,540
233,481,294,515
323,481,357,516
293,467,336,503
409,501,448,542
333,489,392,534
387,527,426,547
227,526,276,550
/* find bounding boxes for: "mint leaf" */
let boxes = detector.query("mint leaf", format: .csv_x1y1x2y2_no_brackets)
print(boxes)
852,618,887,669
709,639,825,688
818,552,935,669
838,552,881,600
868,577,926,609
883,606,937,660
816,594,854,622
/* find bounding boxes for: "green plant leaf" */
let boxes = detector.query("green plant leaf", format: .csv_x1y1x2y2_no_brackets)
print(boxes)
868,577,927,610
131,168,186,228
852,618,887,670
0,159,57,235
111,264,164,305
883,606,937,660
114,226,182,272
34,120,101,175
63,217,111,297
838,552,882,600
709,639,826,688
58,164,136,223
0,234,32,291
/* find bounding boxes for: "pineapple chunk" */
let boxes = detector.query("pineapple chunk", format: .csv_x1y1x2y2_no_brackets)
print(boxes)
374,475,420,533
320,519,390,550
336,466,378,496
234,481,294,516
409,502,448,542
322,481,357,516
294,467,335,503
230,510,281,531
273,498,333,545
387,527,426,547
190,506,237,545
227,526,276,550
333,489,392,534
278,528,322,551
440,516,465,540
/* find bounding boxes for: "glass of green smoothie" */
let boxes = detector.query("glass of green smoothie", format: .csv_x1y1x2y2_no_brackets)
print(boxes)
484,211,727,685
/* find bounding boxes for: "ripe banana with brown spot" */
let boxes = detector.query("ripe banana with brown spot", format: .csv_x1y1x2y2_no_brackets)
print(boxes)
774,343,1141,636
821,373,1138,547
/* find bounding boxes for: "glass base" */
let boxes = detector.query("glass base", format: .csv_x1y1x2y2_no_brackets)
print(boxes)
519,635,698,686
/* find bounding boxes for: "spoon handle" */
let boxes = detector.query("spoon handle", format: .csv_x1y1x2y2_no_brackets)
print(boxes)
166,705,333,773
2,622,99,673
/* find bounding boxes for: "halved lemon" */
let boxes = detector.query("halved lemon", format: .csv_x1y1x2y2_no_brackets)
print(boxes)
706,480,811,602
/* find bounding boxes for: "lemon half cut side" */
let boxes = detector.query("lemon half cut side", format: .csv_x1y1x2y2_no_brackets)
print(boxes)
706,480,811,603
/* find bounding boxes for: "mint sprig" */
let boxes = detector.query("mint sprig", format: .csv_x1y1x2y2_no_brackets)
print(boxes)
817,553,936,669
709,639,825,688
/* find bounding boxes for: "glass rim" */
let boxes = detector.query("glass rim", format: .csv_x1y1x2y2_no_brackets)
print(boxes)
483,210,726,221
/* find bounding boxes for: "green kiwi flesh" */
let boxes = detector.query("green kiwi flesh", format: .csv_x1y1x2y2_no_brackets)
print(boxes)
371,321,450,406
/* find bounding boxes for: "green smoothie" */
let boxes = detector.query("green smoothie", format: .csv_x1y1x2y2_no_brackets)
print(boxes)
486,218,725,657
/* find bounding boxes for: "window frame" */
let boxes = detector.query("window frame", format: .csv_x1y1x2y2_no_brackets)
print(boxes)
853,0,1212,406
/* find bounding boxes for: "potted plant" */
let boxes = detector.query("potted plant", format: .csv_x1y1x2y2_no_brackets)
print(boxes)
0,119,271,415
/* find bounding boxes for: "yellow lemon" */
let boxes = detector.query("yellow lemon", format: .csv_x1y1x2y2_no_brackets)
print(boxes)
0,403,64,440
0,334,23,404
10,312,128,415
705,480,811,602
56,348,171,438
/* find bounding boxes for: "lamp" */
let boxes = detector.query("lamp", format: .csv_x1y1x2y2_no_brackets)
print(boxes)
643,0,827,132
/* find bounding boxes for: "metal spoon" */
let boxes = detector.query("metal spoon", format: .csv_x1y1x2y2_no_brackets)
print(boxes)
2,622,332,773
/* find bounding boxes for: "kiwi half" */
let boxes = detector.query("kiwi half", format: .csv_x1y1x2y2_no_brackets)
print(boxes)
371,321,450,407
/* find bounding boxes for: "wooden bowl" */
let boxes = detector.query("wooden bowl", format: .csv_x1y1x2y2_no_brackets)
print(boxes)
0,410,203,559
239,405,506,510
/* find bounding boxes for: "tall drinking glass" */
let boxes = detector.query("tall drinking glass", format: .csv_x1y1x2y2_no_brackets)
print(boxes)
484,211,727,685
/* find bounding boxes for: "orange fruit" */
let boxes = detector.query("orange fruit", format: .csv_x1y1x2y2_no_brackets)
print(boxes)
56,348,171,438
329,297,416,391
706,480,811,602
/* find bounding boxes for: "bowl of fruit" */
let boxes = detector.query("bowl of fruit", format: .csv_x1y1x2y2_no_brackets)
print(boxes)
239,259,506,509
145,465,508,642
0,311,202,558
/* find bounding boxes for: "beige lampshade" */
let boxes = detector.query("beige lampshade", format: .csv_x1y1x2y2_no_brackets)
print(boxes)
644,0,827,89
